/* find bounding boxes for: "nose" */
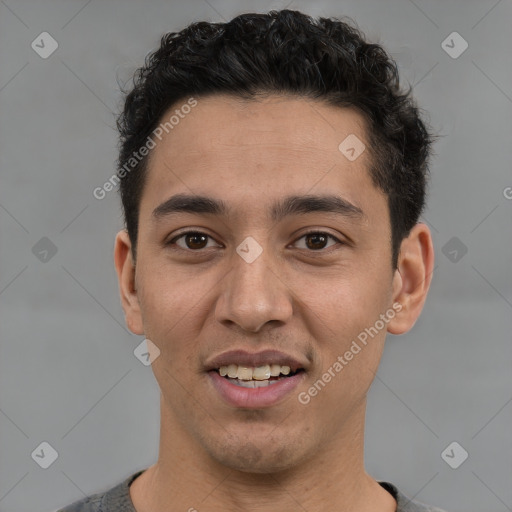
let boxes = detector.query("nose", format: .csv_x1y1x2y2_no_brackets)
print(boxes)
215,246,293,333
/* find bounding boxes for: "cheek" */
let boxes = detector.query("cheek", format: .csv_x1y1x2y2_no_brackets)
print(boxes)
300,280,389,422
299,269,391,343
138,257,209,318
136,268,208,362
297,270,392,405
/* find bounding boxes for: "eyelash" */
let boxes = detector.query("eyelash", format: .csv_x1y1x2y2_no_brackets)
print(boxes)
166,230,344,253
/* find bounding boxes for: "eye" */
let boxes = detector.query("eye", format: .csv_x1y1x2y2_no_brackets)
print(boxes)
293,231,342,251
168,231,221,251
167,230,343,252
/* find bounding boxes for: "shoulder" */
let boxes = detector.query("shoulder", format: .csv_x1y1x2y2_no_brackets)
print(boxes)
379,481,449,512
54,492,103,512
54,469,146,512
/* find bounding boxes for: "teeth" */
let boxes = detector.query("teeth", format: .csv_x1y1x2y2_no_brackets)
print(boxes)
235,379,270,388
252,365,271,380
217,363,297,380
237,366,253,381
270,364,281,377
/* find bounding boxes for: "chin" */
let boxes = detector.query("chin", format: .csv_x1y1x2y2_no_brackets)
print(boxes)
204,431,310,474
215,451,302,474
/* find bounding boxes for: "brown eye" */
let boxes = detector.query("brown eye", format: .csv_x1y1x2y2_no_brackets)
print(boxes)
184,233,208,249
169,231,220,251
293,231,341,251
305,233,328,250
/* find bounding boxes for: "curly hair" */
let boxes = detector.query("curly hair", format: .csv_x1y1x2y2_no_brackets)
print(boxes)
117,9,434,267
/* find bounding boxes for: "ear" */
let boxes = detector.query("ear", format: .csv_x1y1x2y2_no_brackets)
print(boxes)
114,230,144,335
387,223,434,335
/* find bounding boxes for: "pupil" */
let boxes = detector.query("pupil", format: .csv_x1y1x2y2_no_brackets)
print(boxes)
306,233,327,250
186,233,207,249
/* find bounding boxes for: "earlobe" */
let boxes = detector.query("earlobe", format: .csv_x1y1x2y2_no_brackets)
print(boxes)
114,230,144,335
387,223,434,335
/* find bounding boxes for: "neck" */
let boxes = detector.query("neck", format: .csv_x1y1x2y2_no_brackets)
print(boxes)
130,398,396,512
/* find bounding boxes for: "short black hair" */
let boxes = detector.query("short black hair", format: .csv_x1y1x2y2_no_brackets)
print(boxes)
117,9,434,267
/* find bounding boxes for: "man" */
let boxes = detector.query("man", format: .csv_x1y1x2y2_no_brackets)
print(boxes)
58,9,446,512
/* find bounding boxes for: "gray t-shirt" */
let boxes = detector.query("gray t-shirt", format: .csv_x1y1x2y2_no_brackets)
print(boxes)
55,469,448,512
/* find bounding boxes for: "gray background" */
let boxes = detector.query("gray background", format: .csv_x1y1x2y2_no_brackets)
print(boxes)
1,1,511,511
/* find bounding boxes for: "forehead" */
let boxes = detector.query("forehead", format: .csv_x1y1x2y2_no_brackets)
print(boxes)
140,93,383,221
153,93,368,156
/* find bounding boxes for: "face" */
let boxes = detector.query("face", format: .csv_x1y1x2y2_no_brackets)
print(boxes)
115,93,432,474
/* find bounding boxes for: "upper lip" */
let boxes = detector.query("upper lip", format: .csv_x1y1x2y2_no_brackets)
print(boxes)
204,349,308,373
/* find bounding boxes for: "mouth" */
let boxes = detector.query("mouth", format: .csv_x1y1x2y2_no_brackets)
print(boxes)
213,363,305,388
205,350,308,408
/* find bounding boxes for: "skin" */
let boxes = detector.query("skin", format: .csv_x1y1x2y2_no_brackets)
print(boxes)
114,93,434,512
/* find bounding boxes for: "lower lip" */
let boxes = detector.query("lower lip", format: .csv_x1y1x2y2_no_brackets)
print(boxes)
208,370,305,408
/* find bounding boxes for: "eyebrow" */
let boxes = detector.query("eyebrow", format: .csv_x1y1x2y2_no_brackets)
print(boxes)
152,193,365,222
